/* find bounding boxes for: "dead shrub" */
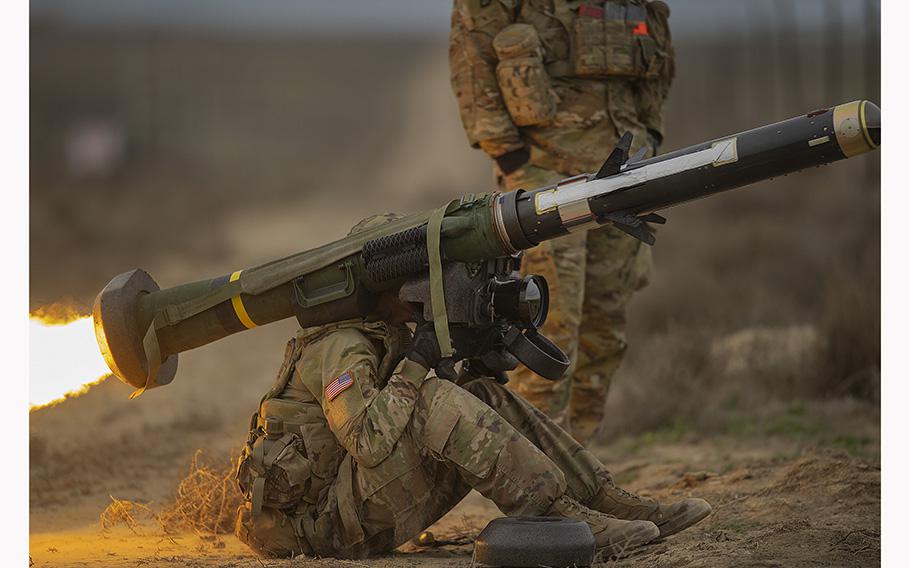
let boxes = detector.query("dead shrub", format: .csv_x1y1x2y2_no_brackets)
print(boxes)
603,324,714,438
157,449,243,535
99,450,243,536
799,195,880,400
100,497,157,534
813,263,880,401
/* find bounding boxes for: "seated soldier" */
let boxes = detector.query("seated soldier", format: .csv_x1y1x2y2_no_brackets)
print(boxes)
234,216,711,559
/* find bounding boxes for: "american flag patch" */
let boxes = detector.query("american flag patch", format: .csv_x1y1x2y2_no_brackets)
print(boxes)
325,370,355,401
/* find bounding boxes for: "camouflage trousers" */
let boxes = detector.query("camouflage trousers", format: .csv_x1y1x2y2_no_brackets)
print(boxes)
239,377,614,559
344,378,613,557
497,163,652,444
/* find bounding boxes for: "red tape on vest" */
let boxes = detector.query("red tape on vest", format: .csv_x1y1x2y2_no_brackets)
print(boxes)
579,4,604,18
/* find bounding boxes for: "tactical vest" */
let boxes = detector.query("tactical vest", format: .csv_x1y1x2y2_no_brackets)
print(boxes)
552,0,669,79
489,0,672,128
235,320,407,538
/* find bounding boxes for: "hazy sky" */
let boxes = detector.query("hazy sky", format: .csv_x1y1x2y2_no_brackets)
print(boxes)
31,0,878,39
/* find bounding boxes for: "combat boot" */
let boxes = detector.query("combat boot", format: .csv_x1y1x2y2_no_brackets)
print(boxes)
587,481,712,538
546,494,659,557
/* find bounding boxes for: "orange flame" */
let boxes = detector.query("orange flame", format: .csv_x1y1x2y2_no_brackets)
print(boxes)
29,302,86,325
30,309,112,410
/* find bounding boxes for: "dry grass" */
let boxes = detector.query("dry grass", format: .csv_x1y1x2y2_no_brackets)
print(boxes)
157,449,243,535
604,165,880,440
100,497,158,534
814,260,880,401
99,450,243,536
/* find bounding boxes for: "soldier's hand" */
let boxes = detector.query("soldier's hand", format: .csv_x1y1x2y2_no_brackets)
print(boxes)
495,146,530,175
407,322,443,370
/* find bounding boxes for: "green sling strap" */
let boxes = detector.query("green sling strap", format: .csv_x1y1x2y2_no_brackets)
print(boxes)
427,201,459,358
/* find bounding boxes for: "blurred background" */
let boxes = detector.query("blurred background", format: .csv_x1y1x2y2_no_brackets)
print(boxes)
30,0,880,535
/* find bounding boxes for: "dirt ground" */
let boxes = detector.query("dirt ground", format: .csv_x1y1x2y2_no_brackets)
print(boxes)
30,31,880,567
30,400,880,567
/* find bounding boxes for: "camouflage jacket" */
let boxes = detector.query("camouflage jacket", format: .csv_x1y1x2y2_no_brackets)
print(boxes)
285,320,424,467
239,319,426,554
449,0,675,173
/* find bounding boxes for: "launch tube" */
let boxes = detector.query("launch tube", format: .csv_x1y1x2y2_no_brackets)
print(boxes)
93,100,879,395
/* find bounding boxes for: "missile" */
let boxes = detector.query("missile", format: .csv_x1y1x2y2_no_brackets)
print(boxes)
494,99,880,247
93,100,879,396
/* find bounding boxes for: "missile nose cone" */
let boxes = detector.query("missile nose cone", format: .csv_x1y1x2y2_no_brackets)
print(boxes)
863,100,880,147
833,100,880,157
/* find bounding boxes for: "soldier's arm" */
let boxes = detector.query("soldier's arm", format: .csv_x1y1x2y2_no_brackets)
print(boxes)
449,0,524,159
636,1,676,151
308,329,428,468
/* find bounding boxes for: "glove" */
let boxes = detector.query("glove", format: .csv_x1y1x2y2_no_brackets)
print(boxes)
495,147,531,176
406,322,443,370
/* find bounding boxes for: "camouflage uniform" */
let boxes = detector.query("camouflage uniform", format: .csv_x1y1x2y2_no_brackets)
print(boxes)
449,0,675,443
234,320,649,558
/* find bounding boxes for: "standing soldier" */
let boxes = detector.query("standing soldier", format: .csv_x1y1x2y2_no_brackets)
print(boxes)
449,0,675,443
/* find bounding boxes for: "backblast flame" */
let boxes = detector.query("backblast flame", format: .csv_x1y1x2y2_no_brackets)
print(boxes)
29,313,112,410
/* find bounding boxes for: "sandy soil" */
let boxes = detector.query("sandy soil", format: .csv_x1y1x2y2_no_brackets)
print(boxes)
31,398,880,567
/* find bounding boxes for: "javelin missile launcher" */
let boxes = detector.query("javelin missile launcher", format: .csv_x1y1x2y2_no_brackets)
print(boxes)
94,100,880,397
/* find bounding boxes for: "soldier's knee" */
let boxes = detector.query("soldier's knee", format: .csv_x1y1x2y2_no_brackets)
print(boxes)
413,378,510,477
414,376,457,420
235,504,308,558
462,377,511,407
413,378,473,451
465,377,553,417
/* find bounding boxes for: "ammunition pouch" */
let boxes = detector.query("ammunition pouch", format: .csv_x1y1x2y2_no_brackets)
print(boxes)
237,399,317,513
547,0,671,80
574,2,657,78
235,502,314,558
493,24,557,127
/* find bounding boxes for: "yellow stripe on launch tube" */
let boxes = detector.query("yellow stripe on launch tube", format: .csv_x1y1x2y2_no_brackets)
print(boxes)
229,270,258,329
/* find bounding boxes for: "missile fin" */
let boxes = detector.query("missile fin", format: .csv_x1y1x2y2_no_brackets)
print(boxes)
604,210,659,245
604,210,644,229
639,213,666,225
626,146,648,166
612,221,657,245
595,132,634,179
